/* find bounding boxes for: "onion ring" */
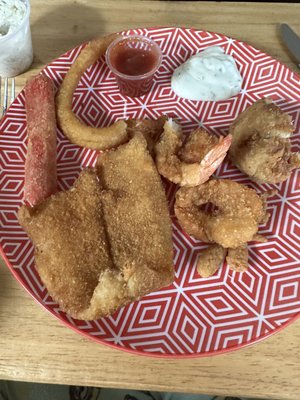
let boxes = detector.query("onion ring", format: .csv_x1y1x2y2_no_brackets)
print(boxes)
56,34,128,150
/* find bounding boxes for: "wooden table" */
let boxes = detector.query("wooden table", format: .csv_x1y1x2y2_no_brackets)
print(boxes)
1,1,300,399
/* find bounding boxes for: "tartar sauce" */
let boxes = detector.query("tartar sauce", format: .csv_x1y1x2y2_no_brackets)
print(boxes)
171,46,243,101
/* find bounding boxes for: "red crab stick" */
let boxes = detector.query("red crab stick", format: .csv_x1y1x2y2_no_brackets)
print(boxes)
24,74,57,206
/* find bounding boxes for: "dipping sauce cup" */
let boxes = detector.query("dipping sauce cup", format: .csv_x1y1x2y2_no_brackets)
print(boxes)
106,35,162,97
0,0,33,77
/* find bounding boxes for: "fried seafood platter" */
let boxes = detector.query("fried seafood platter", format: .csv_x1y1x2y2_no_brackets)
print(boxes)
19,134,174,320
1,27,300,357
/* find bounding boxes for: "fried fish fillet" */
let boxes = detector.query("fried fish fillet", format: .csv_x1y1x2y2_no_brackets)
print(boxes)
18,134,174,320
96,133,174,303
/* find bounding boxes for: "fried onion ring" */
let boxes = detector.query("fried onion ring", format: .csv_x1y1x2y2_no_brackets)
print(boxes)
174,179,268,248
56,34,128,150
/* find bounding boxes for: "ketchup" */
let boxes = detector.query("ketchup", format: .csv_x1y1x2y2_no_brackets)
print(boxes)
106,35,162,97
110,46,158,76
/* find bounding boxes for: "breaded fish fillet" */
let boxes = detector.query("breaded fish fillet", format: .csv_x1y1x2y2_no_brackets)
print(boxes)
97,133,174,297
18,134,174,320
18,169,113,318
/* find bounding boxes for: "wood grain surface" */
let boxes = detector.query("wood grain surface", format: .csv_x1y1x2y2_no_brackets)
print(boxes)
1,1,300,399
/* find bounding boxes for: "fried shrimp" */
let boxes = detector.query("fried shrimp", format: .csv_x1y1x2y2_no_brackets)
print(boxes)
154,119,232,187
126,116,166,155
174,179,268,248
229,98,300,183
196,244,249,278
226,246,248,272
197,244,226,278
56,34,128,150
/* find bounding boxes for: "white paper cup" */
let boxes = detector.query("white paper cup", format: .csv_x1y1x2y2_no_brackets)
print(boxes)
0,0,33,77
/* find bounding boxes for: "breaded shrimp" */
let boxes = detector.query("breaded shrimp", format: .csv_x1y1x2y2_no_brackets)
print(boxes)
126,116,166,155
197,244,226,277
226,246,248,272
174,179,269,248
229,98,300,183
154,119,232,187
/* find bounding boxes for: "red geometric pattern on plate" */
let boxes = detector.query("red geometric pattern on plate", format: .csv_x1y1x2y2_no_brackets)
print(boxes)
0,27,299,357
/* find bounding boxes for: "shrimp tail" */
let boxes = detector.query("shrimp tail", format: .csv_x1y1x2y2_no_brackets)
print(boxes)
197,134,232,183
181,134,232,186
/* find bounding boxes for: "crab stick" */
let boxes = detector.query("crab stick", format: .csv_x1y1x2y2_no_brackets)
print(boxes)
24,74,57,206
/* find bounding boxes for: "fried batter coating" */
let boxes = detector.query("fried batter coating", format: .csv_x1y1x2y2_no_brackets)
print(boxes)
56,34,128,150
197,244,226,277
226,246,248,272
229,98,300,183
96,134,174,298
18,134,174,320
18,170,114,319
174,179,268,248
252,234,268,243
126,116,166,155
154,119,232,187
179,127,219,163
24,74,57,206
